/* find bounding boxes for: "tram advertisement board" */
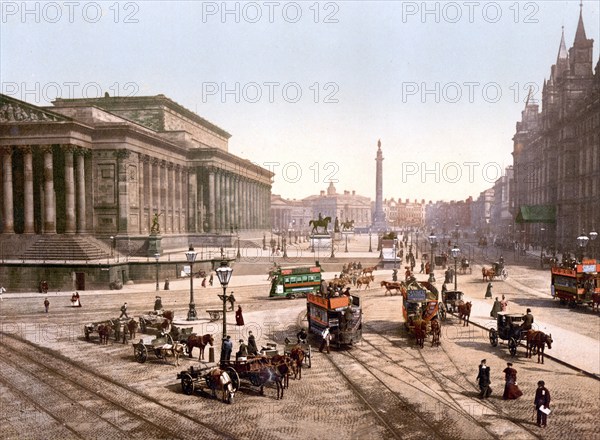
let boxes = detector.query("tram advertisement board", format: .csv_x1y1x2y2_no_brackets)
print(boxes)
407,289,427,302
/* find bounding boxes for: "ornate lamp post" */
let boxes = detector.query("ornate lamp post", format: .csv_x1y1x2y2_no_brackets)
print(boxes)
236,229,241,260
110,236,114,258
415,231,419,260
540,227,546,268
577,233,590,262
216,260,233,337
368,229,373,253
428,232,437,272
393,238,398,269
185,245,198,321
154,252,160,291
283,234,288,259
263,233,267,250
330,233,335,259
345,233,348,253
450,244,460,291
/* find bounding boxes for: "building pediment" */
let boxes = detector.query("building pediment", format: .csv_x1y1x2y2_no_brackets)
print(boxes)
0,94,69,123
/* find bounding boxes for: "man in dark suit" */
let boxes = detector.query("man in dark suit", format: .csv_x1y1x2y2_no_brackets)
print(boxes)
476,359,492,398
522,308,534,331
534,380,551,427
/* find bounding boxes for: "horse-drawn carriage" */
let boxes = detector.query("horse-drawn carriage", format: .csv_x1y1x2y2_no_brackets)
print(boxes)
459,257,472,274
177,365,237,404
138,310,174,334
488,312,527,356
284,341,312,368
133,333,184,365
220,356,285,399
83,319,114,343
439,290,465,320
482,259,508,281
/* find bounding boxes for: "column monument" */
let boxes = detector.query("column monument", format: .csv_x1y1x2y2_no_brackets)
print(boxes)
372,139,387,232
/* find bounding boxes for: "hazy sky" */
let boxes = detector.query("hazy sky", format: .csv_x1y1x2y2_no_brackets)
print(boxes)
2,1,599,203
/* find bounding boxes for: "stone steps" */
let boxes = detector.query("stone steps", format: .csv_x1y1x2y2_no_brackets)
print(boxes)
21,235,111,261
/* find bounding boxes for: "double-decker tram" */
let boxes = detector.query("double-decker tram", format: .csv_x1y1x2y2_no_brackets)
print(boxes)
269,266,322,299
551,259,600,306
307,292,362,347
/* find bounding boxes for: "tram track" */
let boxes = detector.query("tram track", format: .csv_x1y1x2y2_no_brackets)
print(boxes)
0,331,236,440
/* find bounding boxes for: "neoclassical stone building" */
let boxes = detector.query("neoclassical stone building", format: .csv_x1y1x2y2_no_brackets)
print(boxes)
0,93,272,259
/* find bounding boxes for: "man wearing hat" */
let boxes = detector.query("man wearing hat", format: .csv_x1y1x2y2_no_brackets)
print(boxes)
485,282,493,299
247,331,258,355
220,335,233,361
236,338,248,361
522,308,534,331
534,380,551,427
476,359,492,398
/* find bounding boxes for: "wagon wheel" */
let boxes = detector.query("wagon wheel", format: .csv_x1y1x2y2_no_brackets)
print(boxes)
305,344,312,368
501,269,508,280
489,329,498,347
508,337,518,356
438,306,447,321
134,343,148,363
181,372,195,395
225,367,240,392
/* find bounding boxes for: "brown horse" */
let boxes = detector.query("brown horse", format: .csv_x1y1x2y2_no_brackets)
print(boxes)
289,346,305,380
122,319,138,344
357,275,375,289
414,319,427,348
431,319,441,347
187,334,214,360
97,323,111,344
362,266,377,276
206,368,235,403
482,267,495,282
381,281,402,296
526,330,553,364
270,354,294,388
457,301,472,326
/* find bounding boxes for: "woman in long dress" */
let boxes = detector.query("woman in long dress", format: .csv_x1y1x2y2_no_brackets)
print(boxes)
235,305,244,326
502,362,523,400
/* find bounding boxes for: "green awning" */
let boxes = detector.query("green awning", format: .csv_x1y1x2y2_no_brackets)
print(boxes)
515,205,556,223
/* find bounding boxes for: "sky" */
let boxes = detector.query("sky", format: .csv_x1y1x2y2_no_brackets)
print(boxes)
2,0,599,204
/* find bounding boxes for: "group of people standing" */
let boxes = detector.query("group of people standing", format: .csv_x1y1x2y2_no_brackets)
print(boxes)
220,331,259,361
477,359,550,427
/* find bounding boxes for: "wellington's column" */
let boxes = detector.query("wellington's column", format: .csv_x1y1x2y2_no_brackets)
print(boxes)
42,145,56,234
76,149,87,233
64,145,76,233
21,146,35,233
1,146,14,233
208,169,215,233
372,139,386,230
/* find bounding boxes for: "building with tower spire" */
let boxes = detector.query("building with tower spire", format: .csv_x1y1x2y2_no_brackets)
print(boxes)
372,139,387,231
511,3,599,251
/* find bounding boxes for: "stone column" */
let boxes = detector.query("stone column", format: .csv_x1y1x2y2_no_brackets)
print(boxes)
20,146,35,234
63,145,76,233
196,168,204,233
41,145,56,234
180,167,187,233
175,165,182,233
1,146,14,233
116,149,131,233
224,173,231,232
234,176,240,230
164,162,171,233
215,170,222,232
147,157,154,229
138,154,146,234
157,159,164,220
169,163,175,233
75,149,87,233
188,168,197,233
208,169,215,233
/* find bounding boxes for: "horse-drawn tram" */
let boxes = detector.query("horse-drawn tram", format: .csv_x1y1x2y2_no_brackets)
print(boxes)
400,280,440,331
551,259,600,308
307,292,362,346
269,265,322,299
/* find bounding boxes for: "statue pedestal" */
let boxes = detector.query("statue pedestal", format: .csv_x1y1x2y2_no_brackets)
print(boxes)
310,234,332,250
148,234,162,257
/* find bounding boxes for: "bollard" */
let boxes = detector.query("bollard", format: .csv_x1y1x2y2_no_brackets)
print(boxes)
208,346,215,363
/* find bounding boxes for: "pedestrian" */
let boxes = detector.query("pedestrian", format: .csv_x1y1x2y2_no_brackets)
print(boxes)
235,305,244,326
120,302,128,318
490,297,502,319
164,278,170,290
201,277,207,288
44,297,49,313
485,282,493,299
297,327,308,344
419,261,425,273
221,335,233,361
534,380,551,427
428,272,436,284
209,274,214,286
476,359,492,398
502,362,523,400
500,294,508,312
247,331,258,355
154,296,163,311
236,338,248,360
228,292,236,311
319,326,331,353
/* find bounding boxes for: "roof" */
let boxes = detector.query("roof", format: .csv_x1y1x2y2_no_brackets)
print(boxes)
515,205,556,223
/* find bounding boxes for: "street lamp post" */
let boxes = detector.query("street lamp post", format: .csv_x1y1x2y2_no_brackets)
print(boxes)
283,234,288,258
415,231,419,260
236,231,241,260
540,227,546,268
185,245,198,321
263,233,267,250
393,238,398,269
345,233,348,253
330,233,335,259
110,236,114,258
450,244,460,291
154,252,160,291
216,260,233,338
428,232,437,273
368,229,372,253
577,233,590,262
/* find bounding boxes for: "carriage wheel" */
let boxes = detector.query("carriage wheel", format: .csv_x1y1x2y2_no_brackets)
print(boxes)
181,373,195,395
225,367,240,392
438,306,446,321
489,329,498,347
508,338,518,356
501,269,508,280
134,344,148,363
